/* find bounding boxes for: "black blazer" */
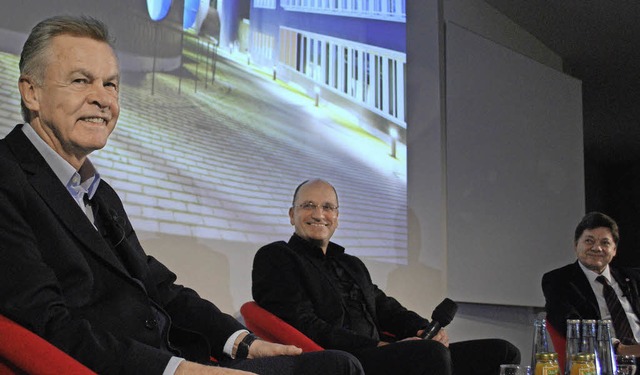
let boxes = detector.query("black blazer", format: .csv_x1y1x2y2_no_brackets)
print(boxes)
0,125,244,374
252,234,428,353
542,261,640,337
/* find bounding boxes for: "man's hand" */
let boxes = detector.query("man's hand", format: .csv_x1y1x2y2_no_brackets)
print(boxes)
381,328,450,348
415,328,449,347
175,360,257,374
617,343,640,356
247,339,303,359
429,328,449,347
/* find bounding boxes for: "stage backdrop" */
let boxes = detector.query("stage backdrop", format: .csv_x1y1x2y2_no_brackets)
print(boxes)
0,0,409,311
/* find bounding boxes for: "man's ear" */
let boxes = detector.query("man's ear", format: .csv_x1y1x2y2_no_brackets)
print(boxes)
18,75,40,113
289,207,295,226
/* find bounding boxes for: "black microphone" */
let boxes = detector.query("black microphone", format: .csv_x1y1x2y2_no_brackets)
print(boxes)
420,298,458,339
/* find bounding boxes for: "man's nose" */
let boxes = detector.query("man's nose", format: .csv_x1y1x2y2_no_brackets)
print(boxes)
88,84,115,109
310,206,325,217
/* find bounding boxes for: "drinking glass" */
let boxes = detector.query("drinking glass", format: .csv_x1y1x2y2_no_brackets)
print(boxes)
616,355,637,375
500,364,532,375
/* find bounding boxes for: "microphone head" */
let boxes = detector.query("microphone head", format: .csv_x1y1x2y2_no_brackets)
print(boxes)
431,298,458,326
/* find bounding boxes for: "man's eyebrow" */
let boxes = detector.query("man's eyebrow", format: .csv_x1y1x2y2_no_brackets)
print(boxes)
69,69,120,82
107,73,121,83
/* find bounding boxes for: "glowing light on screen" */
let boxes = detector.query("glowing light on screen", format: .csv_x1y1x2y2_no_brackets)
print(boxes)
146,0,172,21
183,0,200,29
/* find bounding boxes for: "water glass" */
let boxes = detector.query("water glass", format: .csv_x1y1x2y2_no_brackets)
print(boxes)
500,364,532,375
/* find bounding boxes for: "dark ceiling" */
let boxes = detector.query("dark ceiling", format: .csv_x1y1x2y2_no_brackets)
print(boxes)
483,0,640,164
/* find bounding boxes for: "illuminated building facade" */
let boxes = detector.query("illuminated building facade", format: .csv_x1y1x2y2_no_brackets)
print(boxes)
249,0,406,131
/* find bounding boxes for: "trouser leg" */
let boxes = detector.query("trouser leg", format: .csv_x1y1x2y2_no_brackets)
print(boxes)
353,339,453,375
223,349,364,375
450,338,521,375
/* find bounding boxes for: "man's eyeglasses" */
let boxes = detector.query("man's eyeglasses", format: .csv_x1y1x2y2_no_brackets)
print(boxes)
294,202,339,213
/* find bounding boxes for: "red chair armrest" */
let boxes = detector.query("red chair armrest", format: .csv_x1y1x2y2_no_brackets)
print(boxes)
546,319,566,371
240,301,323,353
0,314,95,375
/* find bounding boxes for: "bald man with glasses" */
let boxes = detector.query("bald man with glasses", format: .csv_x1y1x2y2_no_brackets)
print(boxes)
252,179,520,375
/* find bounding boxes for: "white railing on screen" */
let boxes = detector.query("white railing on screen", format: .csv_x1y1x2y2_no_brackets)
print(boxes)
280,0,405,22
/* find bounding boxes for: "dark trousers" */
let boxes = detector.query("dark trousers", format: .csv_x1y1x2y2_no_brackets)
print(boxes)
353,338,521,375
223,349,364,375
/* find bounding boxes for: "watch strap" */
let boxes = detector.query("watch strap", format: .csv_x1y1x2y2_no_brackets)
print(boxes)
236,333,258,359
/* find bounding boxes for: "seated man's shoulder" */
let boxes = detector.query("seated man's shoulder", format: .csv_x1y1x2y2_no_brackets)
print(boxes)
545,263,575,276
0,144,27,186
258,240,290,251
0,141,17,165
542,263,576,284
255,241,295,259
618,265,640,278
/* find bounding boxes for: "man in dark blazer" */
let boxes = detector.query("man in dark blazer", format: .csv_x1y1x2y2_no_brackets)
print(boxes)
0,15,363,375
542,211,640,356
252,179,521,375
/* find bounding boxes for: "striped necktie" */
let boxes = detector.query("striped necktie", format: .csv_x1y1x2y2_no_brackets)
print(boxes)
596,275,636,344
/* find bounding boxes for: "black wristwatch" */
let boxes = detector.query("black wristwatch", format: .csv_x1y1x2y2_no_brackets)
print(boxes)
236,333,259,359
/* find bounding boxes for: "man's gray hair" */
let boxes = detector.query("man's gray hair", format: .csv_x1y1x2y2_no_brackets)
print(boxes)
19,15,114,122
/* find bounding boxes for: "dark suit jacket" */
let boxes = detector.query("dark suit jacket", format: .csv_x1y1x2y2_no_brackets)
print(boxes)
542,261,640,337
252,234,428,353
0,125,244,374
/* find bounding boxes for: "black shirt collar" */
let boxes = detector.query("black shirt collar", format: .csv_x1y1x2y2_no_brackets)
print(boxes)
288,233,345,258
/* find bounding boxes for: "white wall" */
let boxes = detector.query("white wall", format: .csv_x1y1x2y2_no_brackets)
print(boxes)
403,0,582,361
445,0,562,71
445,22,583,306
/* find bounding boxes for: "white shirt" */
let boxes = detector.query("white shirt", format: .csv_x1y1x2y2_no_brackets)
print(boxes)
579,262,640,342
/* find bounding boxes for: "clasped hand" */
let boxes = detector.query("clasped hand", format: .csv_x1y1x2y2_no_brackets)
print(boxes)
176,337,302,374
379,328,449,348
246,339,303,359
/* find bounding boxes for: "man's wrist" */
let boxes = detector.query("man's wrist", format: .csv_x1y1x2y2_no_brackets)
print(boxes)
235,333,259,359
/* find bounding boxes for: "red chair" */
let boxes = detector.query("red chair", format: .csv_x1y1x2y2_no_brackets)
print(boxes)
240,301,324,352
0,314,95,375
546,319,566,371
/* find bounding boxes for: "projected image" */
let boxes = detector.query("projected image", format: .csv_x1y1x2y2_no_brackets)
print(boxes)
0,0,407,262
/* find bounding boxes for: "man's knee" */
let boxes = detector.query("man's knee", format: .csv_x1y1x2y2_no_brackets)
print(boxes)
308,350,364,375
490,339,521,364
425,340,452,365
402,340,452,368
411,341,452,375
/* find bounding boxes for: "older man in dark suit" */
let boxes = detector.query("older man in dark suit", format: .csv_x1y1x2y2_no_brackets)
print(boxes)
252,178,520,375
0,15,363,375
542,211,640,356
